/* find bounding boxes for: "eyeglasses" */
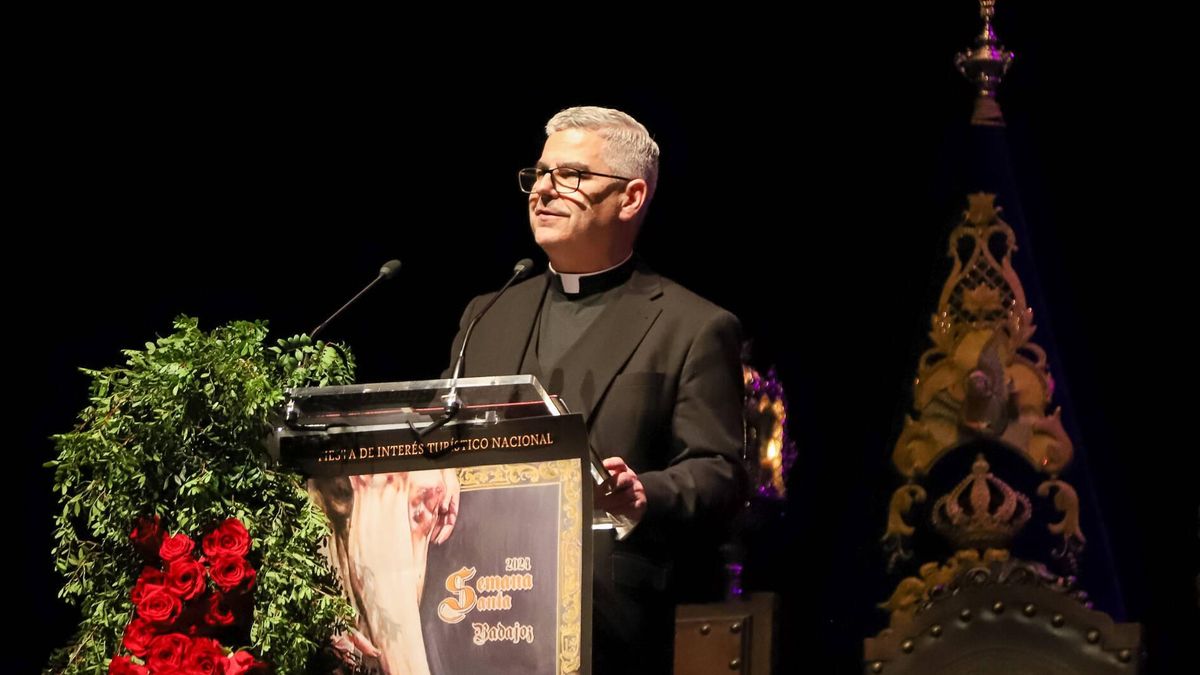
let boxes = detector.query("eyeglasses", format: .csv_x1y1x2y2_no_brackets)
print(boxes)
518,166,634,194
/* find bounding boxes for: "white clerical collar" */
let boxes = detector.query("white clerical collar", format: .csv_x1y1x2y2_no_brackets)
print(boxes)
549,252,634,295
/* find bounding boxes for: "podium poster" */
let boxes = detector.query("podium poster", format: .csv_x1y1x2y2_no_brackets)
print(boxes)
286,414,592,675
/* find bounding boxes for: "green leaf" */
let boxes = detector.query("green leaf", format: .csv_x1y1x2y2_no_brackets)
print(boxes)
47,317,356,674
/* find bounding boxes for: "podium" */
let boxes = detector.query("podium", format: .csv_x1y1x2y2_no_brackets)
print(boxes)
276,375,593,675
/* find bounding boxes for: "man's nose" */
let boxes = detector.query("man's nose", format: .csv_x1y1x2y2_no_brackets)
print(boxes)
533,170,559,196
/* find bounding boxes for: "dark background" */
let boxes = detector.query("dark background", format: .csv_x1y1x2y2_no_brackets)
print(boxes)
18,4,1194,673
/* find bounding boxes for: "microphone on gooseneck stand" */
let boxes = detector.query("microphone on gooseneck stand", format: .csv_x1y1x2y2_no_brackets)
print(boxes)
281,259,402,432
443,258,535,415
310,259,402,340
416,258,535,444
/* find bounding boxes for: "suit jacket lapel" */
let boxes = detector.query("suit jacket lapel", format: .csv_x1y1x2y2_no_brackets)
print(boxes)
555,267,663,425
465,273,549,379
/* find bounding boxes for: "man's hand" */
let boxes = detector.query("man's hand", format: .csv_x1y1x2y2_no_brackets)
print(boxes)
344,469,461,675
406,468,460,546
594,456,647,524
332,628,382,669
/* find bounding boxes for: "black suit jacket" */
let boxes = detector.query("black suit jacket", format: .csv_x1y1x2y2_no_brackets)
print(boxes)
444,262,746,672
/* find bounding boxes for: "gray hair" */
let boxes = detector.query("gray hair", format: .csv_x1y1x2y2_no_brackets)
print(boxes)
545,106,660,198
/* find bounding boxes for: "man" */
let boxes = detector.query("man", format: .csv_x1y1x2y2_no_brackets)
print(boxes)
446,106,746,674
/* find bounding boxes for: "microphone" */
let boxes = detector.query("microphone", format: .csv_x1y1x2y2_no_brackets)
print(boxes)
441,258,535,417
310,259,402,340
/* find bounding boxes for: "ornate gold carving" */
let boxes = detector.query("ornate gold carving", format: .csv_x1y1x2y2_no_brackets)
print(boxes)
884,484,927,540
1028,406,1073,475
880,549,1010,628
961,283,1003,315
1038,479,1086,550
457,463,546,488
878,193,1094,645
892,194,1074,478
894,408,958,478
931,455,1032,550
558,459,583,674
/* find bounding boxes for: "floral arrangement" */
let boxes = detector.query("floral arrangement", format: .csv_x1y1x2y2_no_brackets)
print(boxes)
46,318,357,674
108,516,266,675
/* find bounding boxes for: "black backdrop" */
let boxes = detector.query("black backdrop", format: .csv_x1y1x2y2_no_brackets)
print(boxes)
17,4,1194,673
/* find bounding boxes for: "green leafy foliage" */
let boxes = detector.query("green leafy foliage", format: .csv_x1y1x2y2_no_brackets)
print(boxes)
46,317,357,674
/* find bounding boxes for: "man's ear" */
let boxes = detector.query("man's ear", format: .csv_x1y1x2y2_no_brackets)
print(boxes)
618,179,649,223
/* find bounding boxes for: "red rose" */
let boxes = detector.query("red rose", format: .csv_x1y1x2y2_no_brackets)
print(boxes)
130,515,164,563
131,567,166,605
209,556,256,593
203,592,236,627
159,533,197,563
202,519,251,559
185,637,227,675
227,650,269,675
146,633,191,672
166,558,207,600
122,617,156,658
108,655,149,675
137,586,182,626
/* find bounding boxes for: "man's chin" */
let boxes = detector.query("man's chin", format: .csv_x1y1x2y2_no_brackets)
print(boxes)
532,228,568,251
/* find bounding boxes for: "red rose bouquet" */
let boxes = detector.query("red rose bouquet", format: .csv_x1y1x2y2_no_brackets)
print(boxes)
111,517,267,674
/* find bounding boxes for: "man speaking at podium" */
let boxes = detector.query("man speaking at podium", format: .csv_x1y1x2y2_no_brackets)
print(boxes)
445,106,747,675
